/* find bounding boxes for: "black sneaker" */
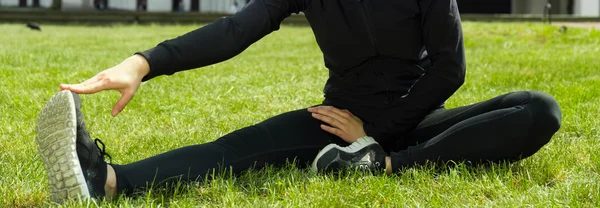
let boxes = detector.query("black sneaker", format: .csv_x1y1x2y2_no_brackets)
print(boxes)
35,90,110,203
311,136,387,173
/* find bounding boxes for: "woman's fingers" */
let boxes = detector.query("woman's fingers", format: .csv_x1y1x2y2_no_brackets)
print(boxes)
57,56,147,117
60,74,102,90
79,74,103,86
323,106,351,119
308,106,349,124
308,106,367,143
311,113,345,129
320,124,345,139
60,83,88,91
66,79,113,94
112,90,135,117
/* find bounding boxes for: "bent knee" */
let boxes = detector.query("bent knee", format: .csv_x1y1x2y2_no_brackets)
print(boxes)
503,90,562,132
527,91,562,133
521,91,562,155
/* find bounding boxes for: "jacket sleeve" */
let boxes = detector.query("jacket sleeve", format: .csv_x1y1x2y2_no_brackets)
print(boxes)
137,0,303,81
364,0,466,143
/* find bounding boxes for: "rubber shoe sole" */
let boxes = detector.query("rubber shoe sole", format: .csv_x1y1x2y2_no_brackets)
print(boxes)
35,90,90,203
310,136,379,172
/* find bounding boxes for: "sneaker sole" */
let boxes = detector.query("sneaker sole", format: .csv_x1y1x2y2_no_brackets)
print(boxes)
35,90,90,203
310,137,378,172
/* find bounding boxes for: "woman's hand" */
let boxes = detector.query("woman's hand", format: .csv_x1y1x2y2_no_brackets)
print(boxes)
308,106,367,143
59,55,150,117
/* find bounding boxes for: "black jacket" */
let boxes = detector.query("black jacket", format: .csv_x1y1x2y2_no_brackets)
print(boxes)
137,0,466,143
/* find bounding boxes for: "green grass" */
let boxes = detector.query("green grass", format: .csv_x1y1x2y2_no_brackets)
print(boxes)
1,22,599,207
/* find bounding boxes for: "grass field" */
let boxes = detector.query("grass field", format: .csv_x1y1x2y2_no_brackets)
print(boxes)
1,22,599,207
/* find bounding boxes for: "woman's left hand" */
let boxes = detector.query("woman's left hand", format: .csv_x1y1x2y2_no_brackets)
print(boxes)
308,106,367,143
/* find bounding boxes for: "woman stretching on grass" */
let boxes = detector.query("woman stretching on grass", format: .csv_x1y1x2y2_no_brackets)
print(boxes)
35,0,562,202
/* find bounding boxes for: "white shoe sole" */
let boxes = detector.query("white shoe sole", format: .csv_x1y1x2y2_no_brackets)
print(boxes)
310,136,377,172
35,90,90,203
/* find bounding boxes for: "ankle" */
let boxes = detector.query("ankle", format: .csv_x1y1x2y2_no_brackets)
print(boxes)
104,165,118,200
385,156,392,175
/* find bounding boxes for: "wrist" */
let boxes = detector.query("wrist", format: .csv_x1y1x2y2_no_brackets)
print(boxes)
129,54,150,78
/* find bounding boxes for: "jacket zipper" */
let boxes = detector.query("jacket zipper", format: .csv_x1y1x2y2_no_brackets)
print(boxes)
358,0,391,103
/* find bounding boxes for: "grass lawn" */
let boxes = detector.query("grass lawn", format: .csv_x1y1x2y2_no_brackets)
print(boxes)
1,22,599,207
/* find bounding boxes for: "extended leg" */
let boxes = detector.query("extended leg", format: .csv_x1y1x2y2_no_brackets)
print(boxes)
36,91,344,201
111,108,345,195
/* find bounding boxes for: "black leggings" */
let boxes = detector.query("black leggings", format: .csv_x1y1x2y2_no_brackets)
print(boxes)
112,91,561,194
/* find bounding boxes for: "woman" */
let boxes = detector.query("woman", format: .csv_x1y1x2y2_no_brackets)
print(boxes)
36,0,562,202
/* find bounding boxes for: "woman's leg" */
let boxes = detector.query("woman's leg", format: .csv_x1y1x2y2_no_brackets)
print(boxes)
389,91,562,170
111,108,345,194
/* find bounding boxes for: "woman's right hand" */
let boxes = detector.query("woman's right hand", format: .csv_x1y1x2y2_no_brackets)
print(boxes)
60,55,150,117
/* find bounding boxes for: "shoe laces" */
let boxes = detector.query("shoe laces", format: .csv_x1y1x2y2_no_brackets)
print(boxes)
94,138,113,164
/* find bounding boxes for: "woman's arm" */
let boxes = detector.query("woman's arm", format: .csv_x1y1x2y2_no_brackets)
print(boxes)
60,0,306,116
363,0,466,142
140,0,304,81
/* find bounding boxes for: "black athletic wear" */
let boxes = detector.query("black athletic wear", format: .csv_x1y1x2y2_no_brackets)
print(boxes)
112,91,561,194
136,0,465,143
107,0,563,196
